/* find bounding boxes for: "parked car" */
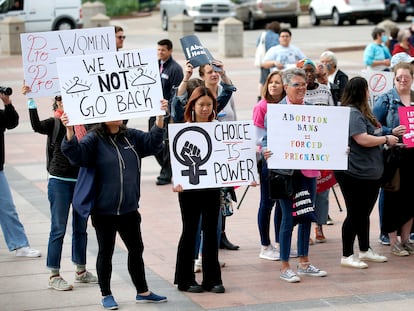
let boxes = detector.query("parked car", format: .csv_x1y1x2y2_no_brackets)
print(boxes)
0,0,82,32
159,0,236,31
232,0,300,30
385,0,414,22
309,0,386,26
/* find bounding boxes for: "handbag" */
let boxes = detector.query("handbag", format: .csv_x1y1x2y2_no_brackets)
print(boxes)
292,188,318,225
72,167,96,218
220,187,236,217
268,169,294,199
254,31,266,68
381,145,401,192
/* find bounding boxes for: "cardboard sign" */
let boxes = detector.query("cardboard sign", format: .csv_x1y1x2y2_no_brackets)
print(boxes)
56,48,164,125
398,106,414,148
267,104,350,170
180,35,221,71
21,27,116,98
168,121,258,190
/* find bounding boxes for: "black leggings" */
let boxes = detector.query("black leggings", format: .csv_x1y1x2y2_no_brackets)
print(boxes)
91,211,148,296
335,172,381,257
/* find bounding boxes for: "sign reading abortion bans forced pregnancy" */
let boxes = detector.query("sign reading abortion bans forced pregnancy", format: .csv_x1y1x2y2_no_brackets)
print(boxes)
267,104,350,170
169,121,258,190
21,27,116,98
56,48,164,125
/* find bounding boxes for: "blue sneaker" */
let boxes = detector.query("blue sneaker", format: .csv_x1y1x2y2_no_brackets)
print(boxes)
379,234,390,245
136,292,167,303
101,295,118,310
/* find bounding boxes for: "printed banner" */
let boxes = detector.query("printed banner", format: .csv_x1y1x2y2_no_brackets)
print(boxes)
21,27,116,98
168,121,258,190
56,48,164,125
267,104,350,170
361,70,394,107
398,106,414,148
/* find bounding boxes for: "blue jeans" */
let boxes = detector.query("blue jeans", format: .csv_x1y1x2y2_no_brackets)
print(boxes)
258,160,280,246
0,170,30,251
47,178,88,269
278,173,316,262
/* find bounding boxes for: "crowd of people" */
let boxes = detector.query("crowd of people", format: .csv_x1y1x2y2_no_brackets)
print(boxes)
2,20,414,309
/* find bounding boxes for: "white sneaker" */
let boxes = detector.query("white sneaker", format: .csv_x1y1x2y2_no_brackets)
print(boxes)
194,258,225,273
359,248,388,263
259,245,280,261
16,246,41,257
341,254,368,269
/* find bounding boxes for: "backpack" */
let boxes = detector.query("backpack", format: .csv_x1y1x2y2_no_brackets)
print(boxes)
46,118,61,172
254,31,267,68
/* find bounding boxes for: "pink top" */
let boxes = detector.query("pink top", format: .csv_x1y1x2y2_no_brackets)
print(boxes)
252,99,268,128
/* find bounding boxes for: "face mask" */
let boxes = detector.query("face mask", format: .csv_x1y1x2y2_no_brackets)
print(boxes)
382,35,388,43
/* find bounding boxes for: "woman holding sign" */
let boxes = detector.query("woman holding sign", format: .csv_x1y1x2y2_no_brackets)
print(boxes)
60,100,169,309
337,77,398,269
173,86,225,294
373,62,414,257
262,68,327,283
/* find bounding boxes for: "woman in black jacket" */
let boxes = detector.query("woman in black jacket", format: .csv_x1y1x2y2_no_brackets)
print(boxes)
61,100,169,310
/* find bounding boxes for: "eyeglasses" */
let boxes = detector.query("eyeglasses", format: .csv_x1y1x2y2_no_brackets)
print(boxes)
289,83,306,88
395,75,412,82
55,96,62,101
116,35,126,40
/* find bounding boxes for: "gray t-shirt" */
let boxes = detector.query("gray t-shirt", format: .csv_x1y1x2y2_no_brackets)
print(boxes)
347,107,383,180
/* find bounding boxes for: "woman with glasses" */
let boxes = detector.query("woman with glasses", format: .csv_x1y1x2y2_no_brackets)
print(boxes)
373,62,414,257
23,86,97,291
262,68,327,283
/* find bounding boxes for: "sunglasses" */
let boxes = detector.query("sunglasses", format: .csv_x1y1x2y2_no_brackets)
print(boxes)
55,96,62,101
116,35,126,40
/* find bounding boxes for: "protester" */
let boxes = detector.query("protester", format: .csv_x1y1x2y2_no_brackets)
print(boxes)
363,27,391,71
23,86,97,291
0,89,41,259
253,71,285,261
60,100,169,309
262,28,306,72
256,21,281,101
262,68,327,283
373,62,414,257
151,39,183,186
114,25,125,51
337,77,397,269
173,86,225,293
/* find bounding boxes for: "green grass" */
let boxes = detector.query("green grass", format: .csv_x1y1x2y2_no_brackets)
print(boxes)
82,0,157,17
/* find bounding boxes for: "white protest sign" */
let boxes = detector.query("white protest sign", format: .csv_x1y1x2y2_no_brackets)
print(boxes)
56,48,164,125
169,121,258,190
361,70,394,107
267,104,349,170
21,27,116,98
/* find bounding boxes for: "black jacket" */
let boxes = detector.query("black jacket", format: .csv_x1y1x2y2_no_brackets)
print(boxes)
29,108,79,178
0,104,18,170
159,57,184,101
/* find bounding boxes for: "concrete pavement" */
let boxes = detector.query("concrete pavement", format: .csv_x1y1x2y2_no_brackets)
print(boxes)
1,12,414,311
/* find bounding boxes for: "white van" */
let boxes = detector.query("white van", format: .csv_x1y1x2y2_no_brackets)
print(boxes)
0,0,82,32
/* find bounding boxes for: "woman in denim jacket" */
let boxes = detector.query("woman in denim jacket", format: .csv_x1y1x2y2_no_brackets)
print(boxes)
373,62,414,257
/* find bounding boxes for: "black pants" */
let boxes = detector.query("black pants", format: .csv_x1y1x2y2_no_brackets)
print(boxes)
174,189,222,290
149,116,171,181
335,172,380,257
91,211,148,296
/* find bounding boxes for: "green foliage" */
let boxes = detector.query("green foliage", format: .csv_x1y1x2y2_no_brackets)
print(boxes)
81,0,156,17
